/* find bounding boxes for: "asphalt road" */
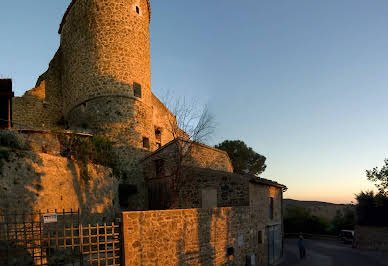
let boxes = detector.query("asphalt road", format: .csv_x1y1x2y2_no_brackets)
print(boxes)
280,239,388,266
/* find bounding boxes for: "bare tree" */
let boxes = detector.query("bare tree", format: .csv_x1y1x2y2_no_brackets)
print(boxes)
161,91,215,143
157,92,216,207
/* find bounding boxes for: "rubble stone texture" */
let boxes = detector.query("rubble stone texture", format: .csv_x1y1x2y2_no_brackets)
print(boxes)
122,207,274,266
0,148,119,224
12,0,179,210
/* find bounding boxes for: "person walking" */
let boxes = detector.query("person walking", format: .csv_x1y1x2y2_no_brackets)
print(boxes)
298,233,306,259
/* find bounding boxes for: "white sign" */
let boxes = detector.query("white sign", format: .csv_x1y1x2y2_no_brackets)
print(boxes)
42,213,58,224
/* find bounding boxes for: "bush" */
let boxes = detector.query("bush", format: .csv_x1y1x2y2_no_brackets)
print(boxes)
328,209,355,234
0,148,10,174
356,191,388,226
0,130,25,150
284,206,330,234
59,134,114,182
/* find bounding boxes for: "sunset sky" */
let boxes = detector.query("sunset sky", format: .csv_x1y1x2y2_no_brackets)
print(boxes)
2,0,388,203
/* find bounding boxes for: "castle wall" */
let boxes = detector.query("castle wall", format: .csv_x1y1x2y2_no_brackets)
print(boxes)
151,93,177,146
58,0,157,211
0,149,119,224
60,0,152,115
10,0,190,211
122,207,270,266
12,50,63,129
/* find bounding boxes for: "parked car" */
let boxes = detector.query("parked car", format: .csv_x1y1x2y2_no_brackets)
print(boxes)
339,230,354,244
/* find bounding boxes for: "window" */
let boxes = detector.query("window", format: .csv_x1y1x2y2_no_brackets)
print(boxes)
269,197,274,220
142,137,150,149
154,159,165,177
226,247,234,256
136,6,140,14
201,188,217,208
156,142,161,149
258,230,263,244
155,128,161,142
134,82,142,98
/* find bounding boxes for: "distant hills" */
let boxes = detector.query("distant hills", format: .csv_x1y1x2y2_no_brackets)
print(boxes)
284,199,355,221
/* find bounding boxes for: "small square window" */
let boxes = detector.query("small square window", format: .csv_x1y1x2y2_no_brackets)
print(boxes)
142,137,150,149
226,247,234,256
134,82,142,98
136,6,140,14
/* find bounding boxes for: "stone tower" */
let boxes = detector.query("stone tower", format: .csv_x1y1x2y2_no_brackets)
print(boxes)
60,0,153,157
12,0,180,210
59,0,154,209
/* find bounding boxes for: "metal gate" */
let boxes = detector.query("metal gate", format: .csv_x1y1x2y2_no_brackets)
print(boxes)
267,224,282,265
0,209,121,265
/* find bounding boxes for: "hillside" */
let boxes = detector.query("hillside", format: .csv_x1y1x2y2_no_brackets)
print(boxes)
284,199,355,221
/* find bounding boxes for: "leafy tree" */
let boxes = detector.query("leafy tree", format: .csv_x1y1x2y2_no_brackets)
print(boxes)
284,206,329,234
215,140,266,176
329,209,355,234
355,191,388,226
366,159,388,196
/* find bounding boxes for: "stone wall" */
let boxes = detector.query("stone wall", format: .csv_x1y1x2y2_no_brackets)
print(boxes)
249,182,283,224
354,226,388,251
13,50,63,130
188,142,234,173
9,129,92,156
122,207,274,266
60,0,152,115
0,149,119,224
175,168,250,209
141,139,233,178
151,93,177,147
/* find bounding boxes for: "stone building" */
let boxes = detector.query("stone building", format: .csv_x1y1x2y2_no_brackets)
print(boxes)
1,1,287,264
133,138,286,265
10,0,183,210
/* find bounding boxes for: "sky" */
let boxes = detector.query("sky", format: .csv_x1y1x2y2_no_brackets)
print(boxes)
1,0,388,204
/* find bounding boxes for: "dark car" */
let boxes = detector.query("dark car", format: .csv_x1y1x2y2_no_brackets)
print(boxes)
339,230,354,244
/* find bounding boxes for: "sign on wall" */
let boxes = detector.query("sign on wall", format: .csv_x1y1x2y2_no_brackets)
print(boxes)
42,213,58,224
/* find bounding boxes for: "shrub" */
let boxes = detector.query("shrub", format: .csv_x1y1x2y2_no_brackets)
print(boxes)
0,130,25,150
0,149,10,175
59,134,114,182
356,191,388,226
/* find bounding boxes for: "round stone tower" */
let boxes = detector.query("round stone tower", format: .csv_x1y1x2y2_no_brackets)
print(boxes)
59,0,153,158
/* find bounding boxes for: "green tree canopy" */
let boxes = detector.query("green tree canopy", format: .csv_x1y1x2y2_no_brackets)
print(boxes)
355,191,388,226
366,159,388,196
215,140,266,176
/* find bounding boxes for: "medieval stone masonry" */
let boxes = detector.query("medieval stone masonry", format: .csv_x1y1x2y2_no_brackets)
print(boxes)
12,0,178,210
1,1,287,265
